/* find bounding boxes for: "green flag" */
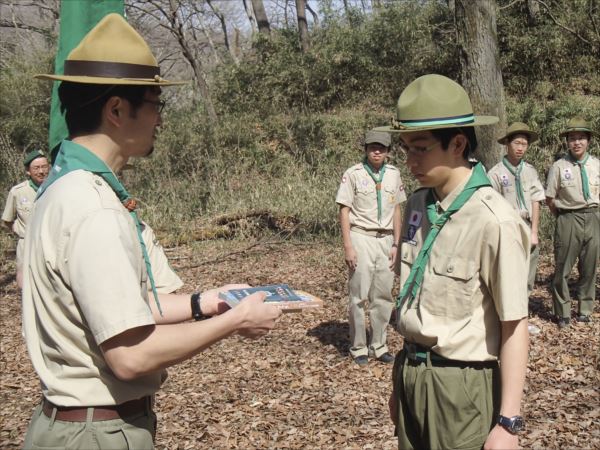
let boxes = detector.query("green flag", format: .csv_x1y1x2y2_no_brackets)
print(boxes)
48,0,124,157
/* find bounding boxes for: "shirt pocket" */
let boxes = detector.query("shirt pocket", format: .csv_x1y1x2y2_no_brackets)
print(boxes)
421,256,478,319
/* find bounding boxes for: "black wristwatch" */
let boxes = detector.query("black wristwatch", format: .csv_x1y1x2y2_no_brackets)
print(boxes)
497,415,524,434
191,292,207,321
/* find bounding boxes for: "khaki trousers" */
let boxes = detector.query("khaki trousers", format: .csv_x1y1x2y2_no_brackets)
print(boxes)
347,230,394,358
392,351,500,450
23,402,156,450
552,209,600,318
528,244,539,296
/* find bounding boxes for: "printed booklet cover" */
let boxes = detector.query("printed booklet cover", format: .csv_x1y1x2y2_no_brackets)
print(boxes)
219,284,322,312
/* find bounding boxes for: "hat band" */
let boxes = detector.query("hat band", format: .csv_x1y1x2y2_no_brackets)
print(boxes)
396,113,475,129
64,60,160,79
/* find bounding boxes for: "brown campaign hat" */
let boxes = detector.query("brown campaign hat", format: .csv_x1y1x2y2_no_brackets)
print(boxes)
559,117,597,138
35,13,185,86
497,122,539,145
375,74,498,133
364,130,391,147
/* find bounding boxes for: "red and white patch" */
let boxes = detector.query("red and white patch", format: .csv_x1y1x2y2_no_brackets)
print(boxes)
408,210,423,227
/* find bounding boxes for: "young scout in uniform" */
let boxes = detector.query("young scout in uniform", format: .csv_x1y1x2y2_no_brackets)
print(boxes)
22,14,281,449
1,149,49,288
382,75,530,450
336,130,406,366
488,122,545,335
545,117,599,328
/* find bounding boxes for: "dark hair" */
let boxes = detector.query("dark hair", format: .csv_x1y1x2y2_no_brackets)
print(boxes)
430,127,478,159
58,82,151,136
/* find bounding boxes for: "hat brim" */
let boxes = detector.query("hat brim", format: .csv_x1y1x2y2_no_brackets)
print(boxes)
497,130,539,145
559,128,597,138
374,115,499,133
35,73,188,86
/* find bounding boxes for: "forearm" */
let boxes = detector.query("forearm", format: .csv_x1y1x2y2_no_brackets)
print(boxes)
339,206,353,250
102,309,244,380
530,201,540,234
149,293,194,324
545,197,557,216
498,318,529,416
393,204,402,244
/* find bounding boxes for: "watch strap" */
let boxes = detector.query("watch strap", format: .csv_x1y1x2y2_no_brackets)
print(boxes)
191,292,206,321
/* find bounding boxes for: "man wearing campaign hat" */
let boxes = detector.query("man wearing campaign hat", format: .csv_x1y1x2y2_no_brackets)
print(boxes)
545,117,599,328
23,13,280,449
488,122,545,334
383,75,530,450
1,149,49,288
336,130,406,366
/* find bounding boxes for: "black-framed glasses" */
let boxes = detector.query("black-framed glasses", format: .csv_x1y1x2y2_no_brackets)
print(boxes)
142,99,166,114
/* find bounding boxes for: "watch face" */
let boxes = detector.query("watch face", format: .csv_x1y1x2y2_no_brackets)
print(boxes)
512,416,525,432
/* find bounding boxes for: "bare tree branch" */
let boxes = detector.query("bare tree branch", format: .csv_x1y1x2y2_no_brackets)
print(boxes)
536,0,594,47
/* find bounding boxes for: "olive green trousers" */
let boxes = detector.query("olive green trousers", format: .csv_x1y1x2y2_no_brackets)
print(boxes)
392,350,500,450
23,402,156,450
552,209,600,318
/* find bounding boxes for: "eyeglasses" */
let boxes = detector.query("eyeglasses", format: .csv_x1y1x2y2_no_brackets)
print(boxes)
398,141,439,156
142,99,166,114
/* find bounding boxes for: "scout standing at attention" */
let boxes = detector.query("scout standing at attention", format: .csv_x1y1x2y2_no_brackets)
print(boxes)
488,122,545,334
1,149,49,288
336,130,406,366
22,14,280,449
382,75,530,450
545,117,599,328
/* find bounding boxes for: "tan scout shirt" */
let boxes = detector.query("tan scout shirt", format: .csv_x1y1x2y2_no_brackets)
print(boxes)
488,160,545,220
2,180,37,238
545,154,600,210
142,221,183,294
22,170,162,407
396,179,530,361
336,163,406,230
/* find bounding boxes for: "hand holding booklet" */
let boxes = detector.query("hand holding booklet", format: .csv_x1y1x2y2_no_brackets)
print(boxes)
219,284,322,312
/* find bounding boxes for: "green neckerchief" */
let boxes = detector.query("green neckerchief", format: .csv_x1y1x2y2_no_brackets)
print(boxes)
28,179,40,192
37,140,163,315
574,153,591,201
501,157,527,211
396,163,491,309
362,158,387,223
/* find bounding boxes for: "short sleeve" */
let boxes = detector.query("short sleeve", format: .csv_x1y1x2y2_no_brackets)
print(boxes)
142,222,183,294
1,188,17,223
545,164,559,199
335,169,355,207
529,169,546,202
396,175,407,204
68,209,155,344
480,219,529,321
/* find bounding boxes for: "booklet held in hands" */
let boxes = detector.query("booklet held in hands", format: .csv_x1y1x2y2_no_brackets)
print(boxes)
219,284,322,312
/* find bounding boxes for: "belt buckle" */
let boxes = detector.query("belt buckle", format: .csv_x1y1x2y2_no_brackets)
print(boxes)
376,231,385,238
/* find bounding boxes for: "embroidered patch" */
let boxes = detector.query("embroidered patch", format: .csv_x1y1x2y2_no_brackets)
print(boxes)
501,174,511,186
563,168,572,180
408,210,422,227
362,179,369,187
20,197,30,204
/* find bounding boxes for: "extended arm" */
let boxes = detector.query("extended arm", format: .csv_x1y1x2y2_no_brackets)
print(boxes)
389,203,402,267
101,292,281,380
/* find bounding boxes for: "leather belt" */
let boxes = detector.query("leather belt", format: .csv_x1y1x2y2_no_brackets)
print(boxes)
558,206,598,215
350,226,393,238
42,397,151,422
403,342,498,369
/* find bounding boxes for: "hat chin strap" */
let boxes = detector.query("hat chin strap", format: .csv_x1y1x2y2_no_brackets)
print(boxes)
65,60,159,79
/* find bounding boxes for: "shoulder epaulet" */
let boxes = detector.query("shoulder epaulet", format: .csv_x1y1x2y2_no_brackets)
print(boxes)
351,163,364,171
384,164,399,171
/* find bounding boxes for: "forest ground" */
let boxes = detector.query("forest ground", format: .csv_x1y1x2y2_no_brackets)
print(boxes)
1,238,598,449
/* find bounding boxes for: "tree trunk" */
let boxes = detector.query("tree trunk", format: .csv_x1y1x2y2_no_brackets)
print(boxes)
454,0,506,170
206,0,238,64
526,0,539,25
295,0,310,52
242,0,258,34
251,0,270,35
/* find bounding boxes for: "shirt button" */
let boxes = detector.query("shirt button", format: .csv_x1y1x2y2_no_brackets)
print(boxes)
95,180,103,186
447,266,454,273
